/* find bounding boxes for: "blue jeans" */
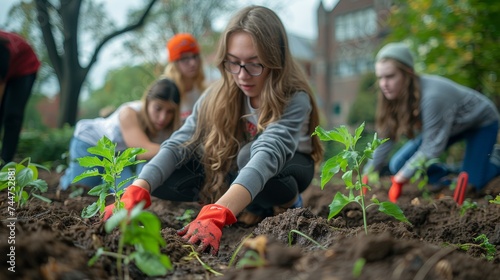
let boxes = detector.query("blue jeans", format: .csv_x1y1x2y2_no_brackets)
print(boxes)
389,121,500,190
59,137,145,190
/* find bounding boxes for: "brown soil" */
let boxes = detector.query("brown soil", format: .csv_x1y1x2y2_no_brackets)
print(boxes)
1,171,499,280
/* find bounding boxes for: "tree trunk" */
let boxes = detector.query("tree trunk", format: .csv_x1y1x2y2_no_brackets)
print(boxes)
35,0,158,128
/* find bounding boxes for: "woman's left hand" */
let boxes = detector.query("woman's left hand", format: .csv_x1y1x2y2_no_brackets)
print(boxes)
177,204,237,255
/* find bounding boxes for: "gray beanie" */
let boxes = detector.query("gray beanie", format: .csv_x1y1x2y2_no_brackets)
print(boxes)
376,42,414,69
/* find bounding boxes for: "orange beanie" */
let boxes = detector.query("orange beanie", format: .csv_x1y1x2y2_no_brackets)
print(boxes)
167,33,200,62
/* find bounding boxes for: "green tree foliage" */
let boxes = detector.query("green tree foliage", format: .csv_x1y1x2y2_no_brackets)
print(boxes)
80,63,157,119
3,0,158,127
387,0,500,102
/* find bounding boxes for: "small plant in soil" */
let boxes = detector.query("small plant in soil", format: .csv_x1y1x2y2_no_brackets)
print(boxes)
459,199,478,216
89,202,172,278
312,122,410,234
489,194,500,205
0,157,51,208
447,234,496,261
352,258,366,278
72,135,146,218
175,209,195,226
288,229,326,249
408,157,440,200
182,245,223,276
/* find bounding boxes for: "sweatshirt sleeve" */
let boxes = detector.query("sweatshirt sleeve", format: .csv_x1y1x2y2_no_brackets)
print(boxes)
137,94,205,192
232,92,311,200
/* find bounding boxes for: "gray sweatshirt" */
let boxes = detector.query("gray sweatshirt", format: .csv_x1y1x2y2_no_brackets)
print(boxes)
365,74,499,178
138,90,313,200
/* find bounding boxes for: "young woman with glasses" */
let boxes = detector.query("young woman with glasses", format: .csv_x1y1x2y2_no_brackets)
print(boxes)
103,5,323,255
163,33,206,122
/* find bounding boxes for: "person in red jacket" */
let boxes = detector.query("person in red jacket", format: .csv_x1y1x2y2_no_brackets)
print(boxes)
0,30,41,163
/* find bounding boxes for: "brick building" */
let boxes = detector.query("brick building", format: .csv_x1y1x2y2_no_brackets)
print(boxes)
316,0,392,127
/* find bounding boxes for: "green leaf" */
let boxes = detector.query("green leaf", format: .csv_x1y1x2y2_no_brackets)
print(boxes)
81,202,100,219
72,168,101,183
28,165,39,180
87,183,107,196
16,168,34,188
376,201,411,224
105,208,129,233
32,193,52,204
77,156,106,168
88,247,104,266
342,170,353,188
320,159,340,188
328,192,353,220
116,176,136,191
87,136,115,160
30,179,48,192
131,251,172,276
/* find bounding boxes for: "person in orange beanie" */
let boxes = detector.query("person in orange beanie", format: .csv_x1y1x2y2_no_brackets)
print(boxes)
162,33,206,123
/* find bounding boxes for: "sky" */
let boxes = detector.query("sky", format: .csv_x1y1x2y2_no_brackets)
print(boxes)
0,0,339,91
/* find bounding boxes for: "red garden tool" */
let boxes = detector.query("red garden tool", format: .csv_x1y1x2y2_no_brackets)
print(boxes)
453,172,468,205
362,175,368,194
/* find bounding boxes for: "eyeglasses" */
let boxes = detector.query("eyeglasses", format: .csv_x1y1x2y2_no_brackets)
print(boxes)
223,60,265,76
177,54,199,64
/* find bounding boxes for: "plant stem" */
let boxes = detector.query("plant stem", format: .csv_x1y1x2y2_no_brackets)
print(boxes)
117,221,127,280
288,229,327,250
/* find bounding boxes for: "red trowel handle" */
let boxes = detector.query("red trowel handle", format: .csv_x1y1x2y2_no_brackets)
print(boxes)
453,172,468,205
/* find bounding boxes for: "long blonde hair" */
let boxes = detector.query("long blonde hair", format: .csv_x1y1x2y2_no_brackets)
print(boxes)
162,57,206,98
375,58,421,140
187,5,323,203
138,78,181,139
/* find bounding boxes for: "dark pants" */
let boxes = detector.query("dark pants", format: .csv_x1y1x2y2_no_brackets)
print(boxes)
0,73,37,163
389,121,500,190
151,142,315,212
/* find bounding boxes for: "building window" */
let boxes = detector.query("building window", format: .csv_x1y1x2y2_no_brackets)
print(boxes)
335,8,377,42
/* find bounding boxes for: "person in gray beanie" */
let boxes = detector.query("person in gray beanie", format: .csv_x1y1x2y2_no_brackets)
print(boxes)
363,41,500,203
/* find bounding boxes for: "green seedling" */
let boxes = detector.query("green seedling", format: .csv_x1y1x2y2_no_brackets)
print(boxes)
489,194,500,205
175,209,195,227
352,258,366,278
236,250,266,268
89,202,172,279
182,245,223,276
288,229,326,250
228,234,254,268
409,157,440,200
459,199,478,216
0,157,51,208
449,234,496,261
73,135,146,218
312,122,410,235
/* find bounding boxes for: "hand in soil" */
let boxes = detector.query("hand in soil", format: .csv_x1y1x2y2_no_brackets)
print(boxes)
103,185,151,220
389,177,404,203
177,204,237,255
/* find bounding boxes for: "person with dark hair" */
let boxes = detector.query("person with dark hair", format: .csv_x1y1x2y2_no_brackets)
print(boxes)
59,78,181,190
0,30,40,164
103,6,324,255
364,42,500,203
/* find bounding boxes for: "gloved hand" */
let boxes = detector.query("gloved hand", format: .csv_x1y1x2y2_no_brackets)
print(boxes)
388,177,404,203
103,185,151,221
178,204,237,255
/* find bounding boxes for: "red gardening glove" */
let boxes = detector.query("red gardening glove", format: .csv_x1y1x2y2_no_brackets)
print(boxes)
103,185,152,221
177,204,237,255
388,177,404,203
